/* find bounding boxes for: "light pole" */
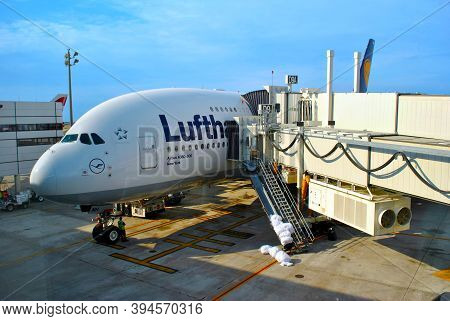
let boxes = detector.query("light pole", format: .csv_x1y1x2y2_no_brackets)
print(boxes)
64,49,79,126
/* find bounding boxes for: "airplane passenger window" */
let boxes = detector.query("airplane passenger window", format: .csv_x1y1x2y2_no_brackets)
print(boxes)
61,134,78,143
80,133,92,145
207,143,210,149
195,145,198,150
175,146,179,152
91,133,105,145
167,146,171,152
220,107,224,112
225,107,228,112
201,144,204,149
234,107,237,112
222,142,225,147
210,107,214,112
212,142,215,148
189,145,192,151
182,145,185,151
215,107,219,112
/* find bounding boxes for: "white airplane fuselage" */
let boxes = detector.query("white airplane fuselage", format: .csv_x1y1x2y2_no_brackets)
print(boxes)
30,88,253,205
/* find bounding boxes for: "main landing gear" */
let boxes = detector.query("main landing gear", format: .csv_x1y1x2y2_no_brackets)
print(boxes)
92,210,122,244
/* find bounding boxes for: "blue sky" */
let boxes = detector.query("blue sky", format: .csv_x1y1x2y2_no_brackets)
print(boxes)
0,0,449,121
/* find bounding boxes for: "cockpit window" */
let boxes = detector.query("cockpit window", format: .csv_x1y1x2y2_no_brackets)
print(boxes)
80,133,92,145
91,133,105,145
61,134,78,143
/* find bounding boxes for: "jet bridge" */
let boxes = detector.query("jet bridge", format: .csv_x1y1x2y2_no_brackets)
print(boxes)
237,85,449,237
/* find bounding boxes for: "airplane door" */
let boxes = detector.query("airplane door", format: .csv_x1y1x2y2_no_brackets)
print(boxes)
225,120,240,160
139,134,158,169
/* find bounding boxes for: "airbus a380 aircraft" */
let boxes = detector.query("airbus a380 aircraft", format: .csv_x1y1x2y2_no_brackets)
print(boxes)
30,88,253,209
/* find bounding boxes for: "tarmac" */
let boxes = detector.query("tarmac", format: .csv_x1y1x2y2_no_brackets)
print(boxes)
0,178,449,300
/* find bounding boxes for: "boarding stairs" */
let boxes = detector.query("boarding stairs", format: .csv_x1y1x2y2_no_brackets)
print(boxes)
245,159,314,247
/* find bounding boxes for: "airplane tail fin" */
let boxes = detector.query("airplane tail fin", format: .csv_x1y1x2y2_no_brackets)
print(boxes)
359,39,375,93
51,94,68,108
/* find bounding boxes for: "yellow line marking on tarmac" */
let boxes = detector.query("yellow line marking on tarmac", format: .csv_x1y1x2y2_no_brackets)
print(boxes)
393,232,450,241
93,242,126,250
210,208,245,218
433,268,450,281
194,212,228,221
111,253,177,273
164,239,221,253
179,233,235,246
0,217,182,268
127,218,185,237
3,192,256,269
195,227,254,239
220,230,254,239
126,218,169,231
109,213,264,273
212,259,278,301
144,214,261,262
226,213,245,218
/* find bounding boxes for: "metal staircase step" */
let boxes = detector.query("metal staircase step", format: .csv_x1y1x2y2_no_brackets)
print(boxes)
255,160,315,245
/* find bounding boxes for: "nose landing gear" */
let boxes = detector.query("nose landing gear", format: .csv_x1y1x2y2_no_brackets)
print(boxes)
91,210,122,244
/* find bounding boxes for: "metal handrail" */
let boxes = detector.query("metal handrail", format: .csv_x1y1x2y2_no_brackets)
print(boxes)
259,161,309,242
256,159,309,245
271,162,315,242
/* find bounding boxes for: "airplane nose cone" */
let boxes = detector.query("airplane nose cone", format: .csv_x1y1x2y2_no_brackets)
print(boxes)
30,172,57,196
30,154,57,196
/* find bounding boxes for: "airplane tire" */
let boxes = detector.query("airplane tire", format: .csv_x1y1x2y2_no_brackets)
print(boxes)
92,224,105,242
103,226,120,244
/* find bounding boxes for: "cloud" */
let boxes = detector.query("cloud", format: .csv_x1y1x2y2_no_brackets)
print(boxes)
0,3,233,64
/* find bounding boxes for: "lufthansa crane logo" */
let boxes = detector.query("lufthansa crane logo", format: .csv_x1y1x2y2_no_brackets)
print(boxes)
89,158,105,174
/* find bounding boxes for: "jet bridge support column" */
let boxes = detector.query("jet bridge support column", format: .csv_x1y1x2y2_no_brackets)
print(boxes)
14,175,21,195
296,123,304,209
326,50,335,127
262,133,273,162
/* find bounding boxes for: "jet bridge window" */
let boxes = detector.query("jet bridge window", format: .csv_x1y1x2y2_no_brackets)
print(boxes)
91,133,105,145
80,133,92,145
61,134,78,143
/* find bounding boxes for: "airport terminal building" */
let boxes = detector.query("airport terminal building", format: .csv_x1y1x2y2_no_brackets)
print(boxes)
0,95,66,189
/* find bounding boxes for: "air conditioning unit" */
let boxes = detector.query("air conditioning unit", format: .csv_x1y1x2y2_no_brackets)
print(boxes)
308,179,411,236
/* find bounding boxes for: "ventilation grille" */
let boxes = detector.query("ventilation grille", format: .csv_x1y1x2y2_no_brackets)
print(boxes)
334,194,367,230
334,194,345,220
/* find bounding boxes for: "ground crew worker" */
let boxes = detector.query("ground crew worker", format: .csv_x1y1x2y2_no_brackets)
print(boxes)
118,216,128,242
2,190,9,201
